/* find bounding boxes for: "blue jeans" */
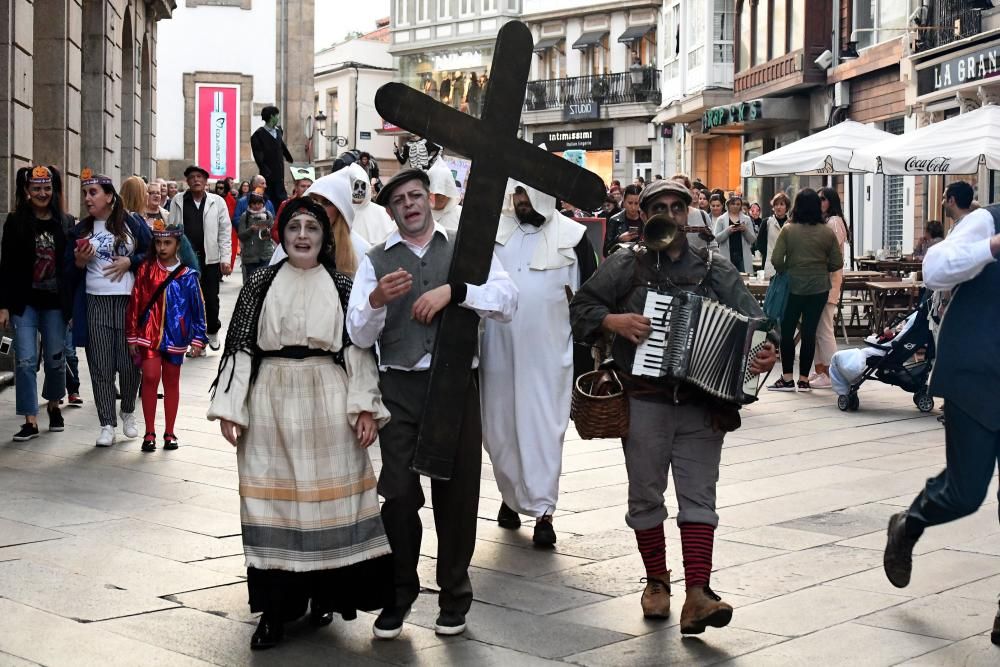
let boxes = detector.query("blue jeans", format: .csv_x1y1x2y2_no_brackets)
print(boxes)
12,306,66,416
64,323,80,394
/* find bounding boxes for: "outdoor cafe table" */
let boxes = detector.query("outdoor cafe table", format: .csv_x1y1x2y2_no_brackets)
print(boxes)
856,258,923,276
866,280,924,334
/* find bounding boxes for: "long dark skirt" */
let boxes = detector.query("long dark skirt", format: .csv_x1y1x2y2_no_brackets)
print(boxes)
248,553,394,622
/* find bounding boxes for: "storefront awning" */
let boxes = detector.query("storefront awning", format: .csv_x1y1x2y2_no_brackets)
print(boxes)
618,25,654,46
533,37,562,53
572,31,608,51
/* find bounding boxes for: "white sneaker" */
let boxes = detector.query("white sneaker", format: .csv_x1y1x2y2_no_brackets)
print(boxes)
810,373,833,389
207,333,220,351
95,425,115,447
120,411,138,438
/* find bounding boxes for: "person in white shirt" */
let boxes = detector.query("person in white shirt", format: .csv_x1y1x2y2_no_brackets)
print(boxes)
346,168,516,641
883,181,1000,648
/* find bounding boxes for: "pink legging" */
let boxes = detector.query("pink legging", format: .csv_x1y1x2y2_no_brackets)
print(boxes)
141,354,180,435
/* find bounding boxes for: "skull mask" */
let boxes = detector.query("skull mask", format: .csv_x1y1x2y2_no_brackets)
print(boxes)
352,177,368,205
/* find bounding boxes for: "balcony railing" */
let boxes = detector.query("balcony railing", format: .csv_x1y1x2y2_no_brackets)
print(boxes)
523,68,661,112
915,1,983,53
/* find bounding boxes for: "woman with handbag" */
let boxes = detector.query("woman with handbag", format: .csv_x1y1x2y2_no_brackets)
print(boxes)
767,189,843,392
126,219,207,452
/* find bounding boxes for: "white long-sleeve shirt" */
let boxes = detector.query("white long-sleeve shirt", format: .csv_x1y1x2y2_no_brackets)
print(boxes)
347,224,518,370
923,208,997,291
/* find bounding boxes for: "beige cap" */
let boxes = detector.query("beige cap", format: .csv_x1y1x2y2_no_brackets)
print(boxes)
639,179,692,210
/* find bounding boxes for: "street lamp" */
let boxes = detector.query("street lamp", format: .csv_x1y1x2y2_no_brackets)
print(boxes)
314,110,348,147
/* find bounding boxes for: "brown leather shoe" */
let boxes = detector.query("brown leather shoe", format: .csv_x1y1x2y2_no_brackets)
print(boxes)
640,572,671,619
680,586,733,634
884,512,919,588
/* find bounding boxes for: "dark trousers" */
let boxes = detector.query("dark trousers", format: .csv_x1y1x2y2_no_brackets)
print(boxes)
906,401,1000,536
780,291,828,375
377,369,481,615
200,263,222,335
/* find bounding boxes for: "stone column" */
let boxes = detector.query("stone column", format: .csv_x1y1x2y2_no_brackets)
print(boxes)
0,0,35,215
276,0,314,194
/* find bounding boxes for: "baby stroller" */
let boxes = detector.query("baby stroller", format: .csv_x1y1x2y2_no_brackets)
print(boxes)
831,300,936,413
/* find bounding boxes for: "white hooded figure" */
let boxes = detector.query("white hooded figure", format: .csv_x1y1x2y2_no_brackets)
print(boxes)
269,168,371,268
480,179,593,545
427,158,463,232
346,163,396,245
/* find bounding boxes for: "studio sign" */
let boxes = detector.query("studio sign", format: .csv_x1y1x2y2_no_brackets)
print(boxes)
904,156,952,173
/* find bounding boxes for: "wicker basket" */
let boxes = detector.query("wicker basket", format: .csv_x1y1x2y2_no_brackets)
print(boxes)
571,369,629,439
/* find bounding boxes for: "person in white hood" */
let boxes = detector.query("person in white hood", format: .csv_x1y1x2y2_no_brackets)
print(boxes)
269,168,370,275
481,179,597,547
347,163,396,245
427,158,463,232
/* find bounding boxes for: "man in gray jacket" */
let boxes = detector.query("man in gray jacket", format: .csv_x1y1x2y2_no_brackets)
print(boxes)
167,165,232,350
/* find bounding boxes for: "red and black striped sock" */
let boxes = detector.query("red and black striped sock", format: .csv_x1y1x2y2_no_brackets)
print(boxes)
680,522,715,588
634,525,667,577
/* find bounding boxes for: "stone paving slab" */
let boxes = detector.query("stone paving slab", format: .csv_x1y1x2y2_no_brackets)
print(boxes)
2,270,999,665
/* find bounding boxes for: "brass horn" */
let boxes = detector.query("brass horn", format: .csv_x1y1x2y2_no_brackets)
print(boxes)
642,213,679,252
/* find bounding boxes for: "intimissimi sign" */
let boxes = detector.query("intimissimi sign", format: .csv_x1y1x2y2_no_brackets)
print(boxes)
917,42,1000,97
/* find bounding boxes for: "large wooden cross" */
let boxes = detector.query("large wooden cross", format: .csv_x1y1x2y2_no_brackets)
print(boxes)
375,20,606,480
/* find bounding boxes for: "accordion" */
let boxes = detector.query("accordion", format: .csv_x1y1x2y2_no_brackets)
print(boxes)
631,290,769,405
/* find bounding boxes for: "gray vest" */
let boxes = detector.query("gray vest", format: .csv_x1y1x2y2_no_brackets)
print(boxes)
367,231,455,368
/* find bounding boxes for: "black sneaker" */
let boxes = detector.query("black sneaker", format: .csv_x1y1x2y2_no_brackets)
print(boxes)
162,433,179,450
47,406,64,432
884,512,919,588
767,378,796,392
373,606,410,640
13,423,39,442
533,516,556,548
497,502,521,529
434,610,467,636
141,433,157,452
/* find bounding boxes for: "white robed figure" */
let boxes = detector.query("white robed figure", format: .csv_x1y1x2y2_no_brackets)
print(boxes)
427,158,463,232
347,163,396,245
480,179,596,546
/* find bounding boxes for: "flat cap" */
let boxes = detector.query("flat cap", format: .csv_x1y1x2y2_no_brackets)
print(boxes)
375,168,430,207
183,164,210,179
639,179,692,210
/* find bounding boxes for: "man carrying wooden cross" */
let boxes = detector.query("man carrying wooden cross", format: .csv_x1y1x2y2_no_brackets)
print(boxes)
346,169,517,639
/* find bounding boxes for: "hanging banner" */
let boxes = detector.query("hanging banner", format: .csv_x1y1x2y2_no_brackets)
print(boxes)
195,84,240,181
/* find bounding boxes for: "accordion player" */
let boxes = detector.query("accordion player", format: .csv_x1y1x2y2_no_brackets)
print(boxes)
631,290,770,405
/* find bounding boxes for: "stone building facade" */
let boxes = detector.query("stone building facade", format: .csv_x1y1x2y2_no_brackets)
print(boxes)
0,0,175,216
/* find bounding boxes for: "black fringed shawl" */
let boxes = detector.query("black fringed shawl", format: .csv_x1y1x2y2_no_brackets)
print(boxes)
210,259,360,397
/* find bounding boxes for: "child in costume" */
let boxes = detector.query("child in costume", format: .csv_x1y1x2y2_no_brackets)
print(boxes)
126,218,208,452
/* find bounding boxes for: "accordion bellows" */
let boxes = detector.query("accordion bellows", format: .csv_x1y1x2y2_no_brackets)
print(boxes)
632,291,768,405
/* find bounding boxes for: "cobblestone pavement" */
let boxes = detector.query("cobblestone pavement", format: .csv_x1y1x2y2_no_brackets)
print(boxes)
0,272,998,666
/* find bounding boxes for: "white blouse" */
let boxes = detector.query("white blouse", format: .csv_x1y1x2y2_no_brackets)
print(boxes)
207,263,390,429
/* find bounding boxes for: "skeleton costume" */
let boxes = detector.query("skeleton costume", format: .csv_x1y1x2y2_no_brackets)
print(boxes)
207,198,393,632
347,163,396,245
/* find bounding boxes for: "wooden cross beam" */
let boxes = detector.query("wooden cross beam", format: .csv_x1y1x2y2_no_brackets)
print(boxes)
375,20,606,480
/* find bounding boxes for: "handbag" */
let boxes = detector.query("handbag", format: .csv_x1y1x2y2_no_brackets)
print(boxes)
763,271,790,322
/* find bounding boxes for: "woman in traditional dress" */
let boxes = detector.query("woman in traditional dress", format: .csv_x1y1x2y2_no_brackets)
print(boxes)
207,196,393,650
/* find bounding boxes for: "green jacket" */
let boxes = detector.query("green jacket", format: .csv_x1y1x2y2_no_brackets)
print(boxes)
770,222,843,295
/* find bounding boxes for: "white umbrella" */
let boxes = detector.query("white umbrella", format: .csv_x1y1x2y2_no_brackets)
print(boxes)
741,121,894,177
850,104,1000,174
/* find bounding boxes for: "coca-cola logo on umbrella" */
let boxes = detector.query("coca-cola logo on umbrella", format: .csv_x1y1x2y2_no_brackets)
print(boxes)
904,156,952,173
